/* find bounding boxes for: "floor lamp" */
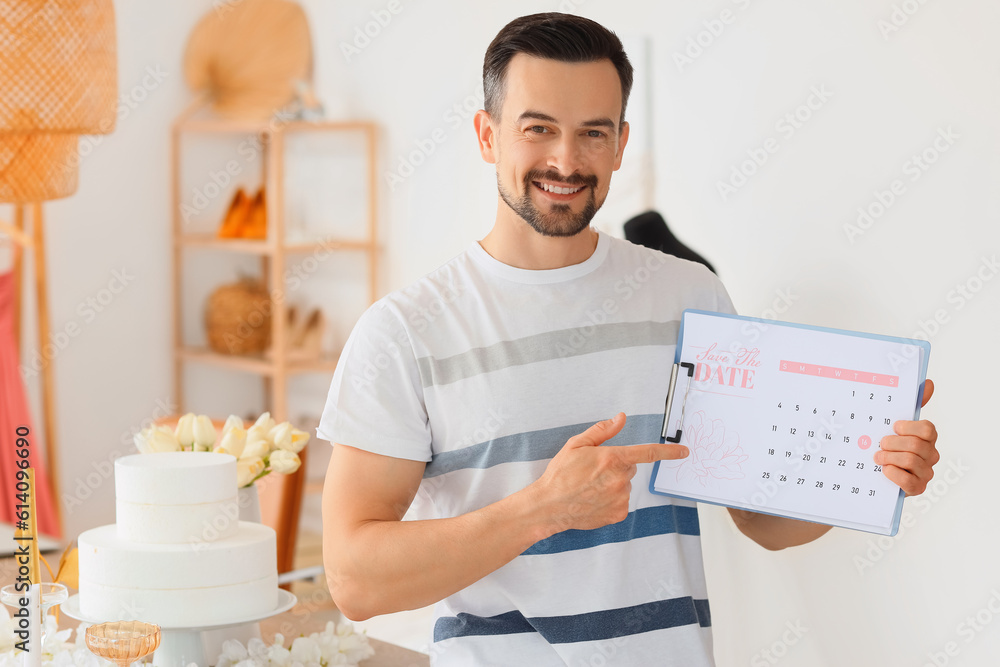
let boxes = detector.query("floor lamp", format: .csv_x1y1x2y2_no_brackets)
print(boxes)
0,1,119,537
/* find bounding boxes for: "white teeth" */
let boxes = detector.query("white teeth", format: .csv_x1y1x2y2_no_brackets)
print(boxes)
539,183,583,195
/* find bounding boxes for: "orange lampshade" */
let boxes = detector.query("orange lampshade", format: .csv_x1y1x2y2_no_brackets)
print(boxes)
0,0,118,202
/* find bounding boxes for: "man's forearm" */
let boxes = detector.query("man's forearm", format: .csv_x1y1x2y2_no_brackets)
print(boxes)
325,485,555,621
727,507,833,550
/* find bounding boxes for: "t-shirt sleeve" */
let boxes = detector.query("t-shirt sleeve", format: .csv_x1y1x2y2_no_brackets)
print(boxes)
315,301,432,462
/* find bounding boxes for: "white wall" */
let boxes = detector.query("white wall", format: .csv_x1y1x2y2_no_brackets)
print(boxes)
4,0,997,664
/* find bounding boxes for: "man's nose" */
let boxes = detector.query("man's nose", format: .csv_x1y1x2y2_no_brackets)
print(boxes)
546,134,585,178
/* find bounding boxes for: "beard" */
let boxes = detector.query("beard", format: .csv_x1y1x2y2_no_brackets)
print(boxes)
497,168,601,238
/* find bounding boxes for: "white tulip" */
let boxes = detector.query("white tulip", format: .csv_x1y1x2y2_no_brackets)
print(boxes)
242,426,271,460
193,415,217,451
215,425,247,459
236,457,265,487
269,422,293,450
268,449,301,475
223,414,244,433
135,426,181,453
133,426,154,454
174,413,196,449
286,428,310,453
253,411,275,433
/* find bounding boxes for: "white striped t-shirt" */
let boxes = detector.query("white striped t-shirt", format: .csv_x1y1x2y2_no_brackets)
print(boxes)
318,228,736,666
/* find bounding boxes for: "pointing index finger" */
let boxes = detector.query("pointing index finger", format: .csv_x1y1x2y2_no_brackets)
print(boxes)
616,442,690,466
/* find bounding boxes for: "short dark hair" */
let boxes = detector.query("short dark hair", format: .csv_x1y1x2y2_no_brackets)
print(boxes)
483,13,634,130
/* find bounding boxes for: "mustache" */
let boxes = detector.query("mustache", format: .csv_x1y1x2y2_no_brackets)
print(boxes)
524,170,598,189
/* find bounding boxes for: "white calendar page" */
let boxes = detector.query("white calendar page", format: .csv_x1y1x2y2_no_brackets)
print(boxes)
649,310,931,535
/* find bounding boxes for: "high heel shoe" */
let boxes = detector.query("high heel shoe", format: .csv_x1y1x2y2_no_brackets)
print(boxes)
217,187,251,238
289,308,324,361
264,306,324,361
241,187,267,240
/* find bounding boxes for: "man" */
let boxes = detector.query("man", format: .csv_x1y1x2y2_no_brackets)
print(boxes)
319,13,939,666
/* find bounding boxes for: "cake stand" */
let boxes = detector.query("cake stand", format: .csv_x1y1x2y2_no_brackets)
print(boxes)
63,590,297,667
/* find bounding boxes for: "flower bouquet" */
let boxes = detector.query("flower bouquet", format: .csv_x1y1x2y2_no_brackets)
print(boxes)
134,412,310,487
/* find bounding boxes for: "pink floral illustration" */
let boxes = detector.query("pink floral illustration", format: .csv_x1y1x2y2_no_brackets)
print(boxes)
664,410,748,486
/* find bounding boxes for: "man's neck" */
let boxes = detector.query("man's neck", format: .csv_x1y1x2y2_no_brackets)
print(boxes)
478,211,599,270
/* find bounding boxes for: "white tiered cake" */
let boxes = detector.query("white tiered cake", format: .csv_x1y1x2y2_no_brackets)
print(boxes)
77,452,278,627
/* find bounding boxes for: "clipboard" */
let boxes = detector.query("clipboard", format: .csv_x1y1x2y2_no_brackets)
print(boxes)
649,309,931,536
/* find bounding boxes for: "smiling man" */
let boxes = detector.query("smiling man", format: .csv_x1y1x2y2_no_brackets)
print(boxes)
319,13,940,666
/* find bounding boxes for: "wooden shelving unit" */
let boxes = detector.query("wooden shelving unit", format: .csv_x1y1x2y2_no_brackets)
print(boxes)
169,105,378,573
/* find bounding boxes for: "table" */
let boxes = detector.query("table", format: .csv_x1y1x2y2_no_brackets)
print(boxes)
0,557,429,667
261,604,429,667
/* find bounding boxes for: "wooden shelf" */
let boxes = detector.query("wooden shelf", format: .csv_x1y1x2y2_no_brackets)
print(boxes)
171,104,378,577
178,234,374,255
178,347,341,376
176,117,377,135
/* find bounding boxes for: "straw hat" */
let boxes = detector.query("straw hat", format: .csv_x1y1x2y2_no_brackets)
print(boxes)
183,0,312,121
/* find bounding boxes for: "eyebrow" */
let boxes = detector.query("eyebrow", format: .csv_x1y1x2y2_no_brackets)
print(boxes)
515,110,617,130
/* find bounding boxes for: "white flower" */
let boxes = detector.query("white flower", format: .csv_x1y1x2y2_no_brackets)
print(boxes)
236,457,265,487
174,413,196,449
193,415,217,451
274,425,309,454
268,422,293,451
134,425,181,454
265,642,292,667
289,637,321,665
241,426,272,460
268,449,300,475
215,425,247,459
224,414,245,432
331,622,374,664
253,411,276,434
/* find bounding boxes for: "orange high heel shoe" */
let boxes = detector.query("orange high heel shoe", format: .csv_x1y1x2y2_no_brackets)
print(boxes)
217,187,251,238
241,187,267,240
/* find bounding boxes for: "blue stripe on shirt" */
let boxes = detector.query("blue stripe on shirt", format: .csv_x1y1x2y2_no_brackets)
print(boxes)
522,505,700,555
433,597,711,643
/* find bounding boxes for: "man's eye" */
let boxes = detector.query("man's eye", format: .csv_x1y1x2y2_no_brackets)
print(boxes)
587,130,606,138
528,126,548,133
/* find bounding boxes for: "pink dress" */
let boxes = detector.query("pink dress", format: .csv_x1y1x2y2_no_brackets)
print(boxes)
0,270,59,537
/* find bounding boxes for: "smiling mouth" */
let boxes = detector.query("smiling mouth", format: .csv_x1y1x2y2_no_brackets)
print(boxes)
533,181,586,196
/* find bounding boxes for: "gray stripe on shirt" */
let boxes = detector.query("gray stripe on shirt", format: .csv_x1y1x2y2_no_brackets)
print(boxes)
415,320,680,388
423,412,665,478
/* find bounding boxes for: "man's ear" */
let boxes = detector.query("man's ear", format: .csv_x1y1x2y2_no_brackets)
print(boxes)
474,109,498,164
613,121,630,172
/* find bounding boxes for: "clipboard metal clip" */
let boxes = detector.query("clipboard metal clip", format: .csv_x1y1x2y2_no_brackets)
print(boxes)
660,362,694,443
